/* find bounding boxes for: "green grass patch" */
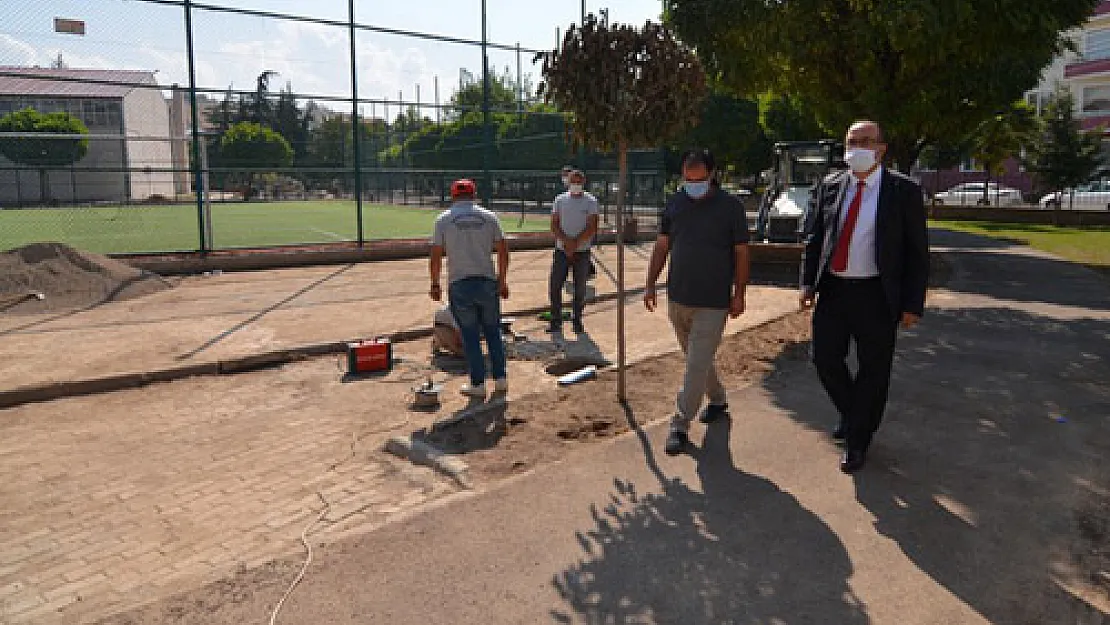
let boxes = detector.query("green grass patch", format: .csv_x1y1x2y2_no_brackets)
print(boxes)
932,220,1110,270
0,201,549,255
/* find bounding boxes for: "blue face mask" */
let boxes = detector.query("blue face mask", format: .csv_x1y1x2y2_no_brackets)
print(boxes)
684,180,710,199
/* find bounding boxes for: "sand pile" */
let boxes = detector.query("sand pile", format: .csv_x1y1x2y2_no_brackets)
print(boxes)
0,242,172,313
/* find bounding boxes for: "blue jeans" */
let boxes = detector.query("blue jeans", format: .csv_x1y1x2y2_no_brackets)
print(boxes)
549,249,591,325
448,277,507,386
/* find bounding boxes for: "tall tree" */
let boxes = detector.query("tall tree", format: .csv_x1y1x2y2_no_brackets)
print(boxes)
682,92,771,178
450,67,524,117
968,101,1039,204
760,92,826,145
1025,86,1104,215
218,121,293,200
539,13,707,399
665,0,1098,170
0,107,89,204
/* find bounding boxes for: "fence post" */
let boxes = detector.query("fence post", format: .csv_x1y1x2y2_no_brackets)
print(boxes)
349,0,365,246
183,0,207,253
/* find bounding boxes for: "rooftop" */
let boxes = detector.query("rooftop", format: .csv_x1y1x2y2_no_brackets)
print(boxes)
0,67,158,99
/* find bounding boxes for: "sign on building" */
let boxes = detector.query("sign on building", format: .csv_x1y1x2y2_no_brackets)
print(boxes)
54,18,86,35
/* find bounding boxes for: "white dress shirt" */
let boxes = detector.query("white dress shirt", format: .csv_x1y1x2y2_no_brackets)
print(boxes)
833,166,882,278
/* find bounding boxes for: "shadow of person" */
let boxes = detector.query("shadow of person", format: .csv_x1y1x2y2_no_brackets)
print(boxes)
412,396,510,456
764,304,1110,623
550,405,869,624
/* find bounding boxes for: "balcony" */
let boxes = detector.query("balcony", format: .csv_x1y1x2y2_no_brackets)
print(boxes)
1065,57,1110,78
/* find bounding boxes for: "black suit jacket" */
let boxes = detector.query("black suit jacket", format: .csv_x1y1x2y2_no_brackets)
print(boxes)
801,168,930,320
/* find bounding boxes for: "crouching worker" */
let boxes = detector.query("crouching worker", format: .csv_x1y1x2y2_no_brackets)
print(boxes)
432,305,464,357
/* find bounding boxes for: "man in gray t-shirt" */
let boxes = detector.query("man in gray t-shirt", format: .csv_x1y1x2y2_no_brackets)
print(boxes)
429,179,510,398
549,169,600,334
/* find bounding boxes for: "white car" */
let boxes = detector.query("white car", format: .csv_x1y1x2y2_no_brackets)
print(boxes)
933,182,1023,206
1038,180,1110,210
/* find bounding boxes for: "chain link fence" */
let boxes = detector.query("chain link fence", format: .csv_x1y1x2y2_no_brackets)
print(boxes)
0,0,666,254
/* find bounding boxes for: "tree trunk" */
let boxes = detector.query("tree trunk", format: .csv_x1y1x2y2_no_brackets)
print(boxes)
616,141,628,402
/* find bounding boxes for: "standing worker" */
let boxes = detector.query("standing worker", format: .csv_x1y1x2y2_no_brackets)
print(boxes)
644,149,751,456
549,169,600,335
800,120,929,473
429,179,510,398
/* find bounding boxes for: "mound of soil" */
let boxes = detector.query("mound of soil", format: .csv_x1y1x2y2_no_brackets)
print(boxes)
0,242,172,313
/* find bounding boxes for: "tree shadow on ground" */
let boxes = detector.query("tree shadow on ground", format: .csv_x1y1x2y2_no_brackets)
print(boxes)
929,228,1110,311
763,305,1110,624
550,405,869,624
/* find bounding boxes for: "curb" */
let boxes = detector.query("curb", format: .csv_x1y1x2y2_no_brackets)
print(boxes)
384,435,472,489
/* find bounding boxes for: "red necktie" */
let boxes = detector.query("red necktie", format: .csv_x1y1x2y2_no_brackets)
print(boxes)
831,181,867,273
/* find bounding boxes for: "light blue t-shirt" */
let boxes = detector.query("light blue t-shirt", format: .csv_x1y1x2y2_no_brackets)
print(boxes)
431,202,505,285
553,191,599,251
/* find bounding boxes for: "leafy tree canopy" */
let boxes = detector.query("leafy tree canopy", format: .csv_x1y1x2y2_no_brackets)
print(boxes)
219,121,293,169
665,0,1098,169
1025,86,1104,194
0,107,89,167
538,14,707,154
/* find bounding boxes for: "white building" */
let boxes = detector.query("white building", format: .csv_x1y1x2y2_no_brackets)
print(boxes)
0,67,175,205
1027,0,1110,133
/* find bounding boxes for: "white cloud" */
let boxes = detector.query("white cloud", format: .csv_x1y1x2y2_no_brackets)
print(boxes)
0,34,117,70
0,24,463,116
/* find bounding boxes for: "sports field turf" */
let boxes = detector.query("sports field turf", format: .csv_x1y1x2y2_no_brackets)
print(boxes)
0,201,550,255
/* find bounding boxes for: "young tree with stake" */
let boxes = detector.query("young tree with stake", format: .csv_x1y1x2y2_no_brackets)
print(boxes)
537,13,708,400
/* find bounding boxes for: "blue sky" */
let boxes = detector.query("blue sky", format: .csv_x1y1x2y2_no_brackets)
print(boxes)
0,0,662,113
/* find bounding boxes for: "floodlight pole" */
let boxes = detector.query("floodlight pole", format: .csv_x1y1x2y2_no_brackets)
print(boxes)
183,0,207,253
349,0,365,246
481,0,492,209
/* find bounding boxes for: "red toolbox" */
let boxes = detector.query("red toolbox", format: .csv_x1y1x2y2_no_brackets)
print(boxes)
346,337,392,374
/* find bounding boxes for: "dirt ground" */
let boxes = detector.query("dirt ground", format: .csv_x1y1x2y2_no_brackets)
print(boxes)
0,243,172,313
419,311,813,484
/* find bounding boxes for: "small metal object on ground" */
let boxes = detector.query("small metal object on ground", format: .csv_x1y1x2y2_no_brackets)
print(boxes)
412,381,443,409
557,365,597,386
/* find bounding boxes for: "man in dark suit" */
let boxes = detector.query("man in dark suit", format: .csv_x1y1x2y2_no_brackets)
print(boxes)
800,120,929,473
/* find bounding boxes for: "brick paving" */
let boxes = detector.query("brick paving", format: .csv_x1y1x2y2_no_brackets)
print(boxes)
0,357,457,624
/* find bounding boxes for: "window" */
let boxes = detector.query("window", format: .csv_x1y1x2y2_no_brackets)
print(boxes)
959,158,984,173
1083,86,1110,113
1087,28,1110,61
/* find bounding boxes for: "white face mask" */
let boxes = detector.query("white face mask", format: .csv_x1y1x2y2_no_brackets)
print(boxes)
845,148,877,173
568,183,584,194
684,180,710,199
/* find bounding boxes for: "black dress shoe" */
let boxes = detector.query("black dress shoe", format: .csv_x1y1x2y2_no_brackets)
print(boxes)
832,422,847,441
840,449,866,473
699,403,729,424
664,430,690,456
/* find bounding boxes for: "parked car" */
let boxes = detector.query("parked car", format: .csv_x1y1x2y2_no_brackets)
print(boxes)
933,182,1023,206
1038,180,1110,210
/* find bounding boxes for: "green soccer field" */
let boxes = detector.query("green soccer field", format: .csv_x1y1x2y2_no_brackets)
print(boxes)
0,201,550,255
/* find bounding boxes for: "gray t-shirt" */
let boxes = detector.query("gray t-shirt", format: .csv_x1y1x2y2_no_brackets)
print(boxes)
553,191,599,251
431,202,505,285
660,188,750,309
